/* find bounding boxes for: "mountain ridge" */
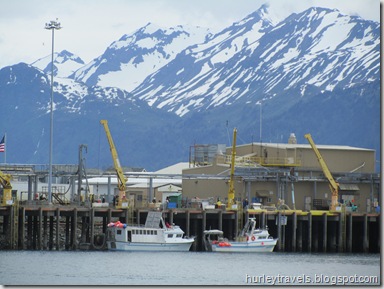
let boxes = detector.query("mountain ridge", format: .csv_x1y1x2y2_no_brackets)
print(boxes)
0,5,380,171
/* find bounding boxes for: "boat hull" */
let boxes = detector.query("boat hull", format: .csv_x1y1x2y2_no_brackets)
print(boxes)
211,239,277,253
107,240,194,252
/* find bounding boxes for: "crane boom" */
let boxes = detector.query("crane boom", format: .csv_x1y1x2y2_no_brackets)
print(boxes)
0,170,13,206
227,128,237,210
100,120,128,207
304,133,339,211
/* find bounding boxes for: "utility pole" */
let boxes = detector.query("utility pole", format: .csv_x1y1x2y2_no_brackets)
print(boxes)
45,19,61,204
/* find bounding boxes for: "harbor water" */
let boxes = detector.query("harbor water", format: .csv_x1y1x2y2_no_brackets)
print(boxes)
0,251,380,286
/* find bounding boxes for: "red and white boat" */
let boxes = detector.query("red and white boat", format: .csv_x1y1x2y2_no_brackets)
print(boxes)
203,218,277,253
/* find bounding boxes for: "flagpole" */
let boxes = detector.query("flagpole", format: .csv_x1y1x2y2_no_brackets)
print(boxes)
4,133,6,164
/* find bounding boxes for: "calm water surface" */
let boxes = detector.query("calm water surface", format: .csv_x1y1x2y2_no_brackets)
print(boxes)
0,251,380,286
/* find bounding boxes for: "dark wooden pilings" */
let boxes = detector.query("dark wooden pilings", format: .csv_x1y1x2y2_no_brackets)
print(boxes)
0,206,380,252
363,214,368,253
291,212,297,252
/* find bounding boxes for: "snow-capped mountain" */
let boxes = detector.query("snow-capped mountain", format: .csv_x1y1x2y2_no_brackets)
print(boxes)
31,50,85,78
0,5,380,171
132,6,380,116
72,23,211,92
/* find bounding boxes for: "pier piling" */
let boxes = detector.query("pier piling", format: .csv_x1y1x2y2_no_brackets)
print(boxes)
0,206,380,253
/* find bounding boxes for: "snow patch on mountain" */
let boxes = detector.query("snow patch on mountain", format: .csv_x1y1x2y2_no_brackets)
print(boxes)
73,23,211,92
31,50,85,78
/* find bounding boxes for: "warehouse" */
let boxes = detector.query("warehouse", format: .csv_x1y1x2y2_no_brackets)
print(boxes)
182,134,380,213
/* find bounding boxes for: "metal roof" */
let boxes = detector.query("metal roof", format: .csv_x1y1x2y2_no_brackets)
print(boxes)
237,142,374,151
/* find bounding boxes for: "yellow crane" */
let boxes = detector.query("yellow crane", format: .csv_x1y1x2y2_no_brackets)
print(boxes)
100,120,128,208
304,133,339,211
0,170,13,206
227,128,237,210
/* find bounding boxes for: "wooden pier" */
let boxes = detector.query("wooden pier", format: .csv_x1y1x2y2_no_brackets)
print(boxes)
0,205,380,253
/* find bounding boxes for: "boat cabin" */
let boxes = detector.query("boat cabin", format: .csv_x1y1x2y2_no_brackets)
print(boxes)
108,211,186,244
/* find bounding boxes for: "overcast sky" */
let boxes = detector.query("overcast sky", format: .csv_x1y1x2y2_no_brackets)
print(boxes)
0,0,380,68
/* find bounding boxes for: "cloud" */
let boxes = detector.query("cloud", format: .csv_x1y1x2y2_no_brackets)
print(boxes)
0,0,379,68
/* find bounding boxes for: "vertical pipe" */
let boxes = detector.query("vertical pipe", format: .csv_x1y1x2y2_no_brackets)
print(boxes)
34,175,38,201
292,212,297,252
107,176,111,204
28,176,33,201
138,210,142,226
322,213,327,253
71,177,76,203
149,177,153,204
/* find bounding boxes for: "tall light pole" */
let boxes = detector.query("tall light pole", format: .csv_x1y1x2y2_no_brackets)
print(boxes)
45,19,61,204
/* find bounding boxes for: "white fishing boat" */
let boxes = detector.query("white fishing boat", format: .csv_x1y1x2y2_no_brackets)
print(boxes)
203,217,277,253
106,211,195,252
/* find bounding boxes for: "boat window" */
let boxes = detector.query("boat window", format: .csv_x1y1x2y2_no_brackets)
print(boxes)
139,230,143,235
176,234,182,238
154,231,157,235
143,230,147,235
167,234,173,238
117,230,122,235
259,236,266,239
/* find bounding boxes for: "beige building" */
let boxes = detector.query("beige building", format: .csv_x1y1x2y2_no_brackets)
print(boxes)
182,137,380,213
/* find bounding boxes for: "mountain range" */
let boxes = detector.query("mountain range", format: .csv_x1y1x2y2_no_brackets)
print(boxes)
0,5,380,172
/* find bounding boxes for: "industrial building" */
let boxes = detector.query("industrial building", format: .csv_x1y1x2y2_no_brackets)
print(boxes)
0,133,380,214
182,133,380,213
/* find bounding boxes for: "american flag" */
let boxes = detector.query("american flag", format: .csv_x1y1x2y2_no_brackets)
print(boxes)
0,135,5,152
